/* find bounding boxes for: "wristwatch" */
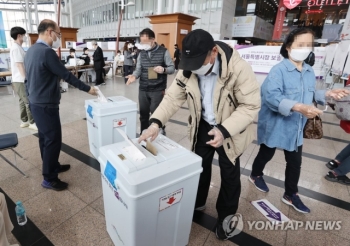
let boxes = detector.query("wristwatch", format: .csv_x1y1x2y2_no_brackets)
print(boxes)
163,67,167,74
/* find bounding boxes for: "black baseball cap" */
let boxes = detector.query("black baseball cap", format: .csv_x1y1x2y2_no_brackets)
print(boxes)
179,29,216,71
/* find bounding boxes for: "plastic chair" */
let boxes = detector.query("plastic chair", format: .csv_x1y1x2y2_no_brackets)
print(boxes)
0,133,26,177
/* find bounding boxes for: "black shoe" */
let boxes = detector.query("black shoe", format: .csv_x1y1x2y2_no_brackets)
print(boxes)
326,160,339,170
325,171,350,185
58,164,71,173
215,220,229,241
41,179,68,191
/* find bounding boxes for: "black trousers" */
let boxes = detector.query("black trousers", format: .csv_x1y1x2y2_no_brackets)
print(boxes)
123,65,133,83
251,144,302,196
30,104,62,182
174,59,179,70
95,69,104,85
138,90,164,133
194,119,241,221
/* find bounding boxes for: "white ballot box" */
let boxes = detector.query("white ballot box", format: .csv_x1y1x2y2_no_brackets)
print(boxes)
85,96,137,159
98,134,202,246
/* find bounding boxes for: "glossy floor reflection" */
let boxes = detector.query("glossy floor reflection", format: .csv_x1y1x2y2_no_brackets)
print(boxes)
0,73,349,246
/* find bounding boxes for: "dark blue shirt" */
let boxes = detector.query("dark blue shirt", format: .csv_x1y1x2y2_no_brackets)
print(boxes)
24,41,90,107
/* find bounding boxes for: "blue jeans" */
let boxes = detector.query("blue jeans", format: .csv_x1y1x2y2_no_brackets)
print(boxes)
334,143,350,176
30,104,62,181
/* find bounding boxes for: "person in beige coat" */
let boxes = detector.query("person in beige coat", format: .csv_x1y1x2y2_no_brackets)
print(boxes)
139,29,261,240
0,192,18,246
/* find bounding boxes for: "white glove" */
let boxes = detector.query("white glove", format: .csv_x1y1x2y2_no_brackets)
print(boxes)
138,123,160,143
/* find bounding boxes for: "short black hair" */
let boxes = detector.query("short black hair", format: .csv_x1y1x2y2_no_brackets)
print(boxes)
280,28,314,58
69,48,75,53
37,19,56,34
10,27,26,40
83,47,88,52
174,44,178,47
139,28,155,39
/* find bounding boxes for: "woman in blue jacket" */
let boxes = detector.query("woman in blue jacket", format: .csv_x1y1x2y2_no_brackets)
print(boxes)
249,28,349,213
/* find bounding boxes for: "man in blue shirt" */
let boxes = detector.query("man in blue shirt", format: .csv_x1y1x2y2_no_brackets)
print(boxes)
24,19,97,191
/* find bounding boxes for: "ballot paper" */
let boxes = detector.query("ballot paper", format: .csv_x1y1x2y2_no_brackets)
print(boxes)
94,86,108,103
116,129,146,161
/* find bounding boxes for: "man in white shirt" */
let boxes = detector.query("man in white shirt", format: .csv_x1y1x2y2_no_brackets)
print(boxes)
10,26,37,130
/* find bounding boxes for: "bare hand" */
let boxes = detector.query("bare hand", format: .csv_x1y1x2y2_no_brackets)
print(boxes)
138,124,160,143
326,89,350,100
153,66,164,74
293,103,323,119
126,75,136,85
206,127,224,148
88,87,98,96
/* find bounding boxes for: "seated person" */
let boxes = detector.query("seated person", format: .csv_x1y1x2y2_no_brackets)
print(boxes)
79,48,91,65
66,48,76,64
0,192,18,246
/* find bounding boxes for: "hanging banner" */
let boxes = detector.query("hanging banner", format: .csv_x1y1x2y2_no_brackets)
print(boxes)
340,5,350,40
332,40,350,75
0,11,6,48
272,0,287,40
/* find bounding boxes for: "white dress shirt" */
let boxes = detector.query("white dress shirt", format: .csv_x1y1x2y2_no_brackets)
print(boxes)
198,56,220,125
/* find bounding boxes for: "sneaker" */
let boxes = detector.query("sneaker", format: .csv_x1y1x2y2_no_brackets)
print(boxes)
57,164,71,173
215,220,229,241
20,121,29,128
326,160,339,170
102,82,106,85
325,171,350,185
28,123,38,131
195,205,206,211
41,179,68,191
282,193,310,213
249,175,269,192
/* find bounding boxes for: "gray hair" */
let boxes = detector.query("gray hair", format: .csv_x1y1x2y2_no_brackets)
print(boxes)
91,40,97,45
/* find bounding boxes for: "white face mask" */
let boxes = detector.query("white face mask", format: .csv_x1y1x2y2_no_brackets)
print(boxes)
23,36,28,42
192,60,213,76
142,44,152,51
128,44,134,49
289,48,312,62
51,36,61,49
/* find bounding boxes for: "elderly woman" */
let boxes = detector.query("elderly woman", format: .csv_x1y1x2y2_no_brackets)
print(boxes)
249,28,349,213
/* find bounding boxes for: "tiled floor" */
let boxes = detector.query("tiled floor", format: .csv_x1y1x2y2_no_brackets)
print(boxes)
0,73,350,246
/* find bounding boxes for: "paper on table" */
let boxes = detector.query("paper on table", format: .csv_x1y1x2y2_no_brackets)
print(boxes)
116,129,146,161
94,86,108,103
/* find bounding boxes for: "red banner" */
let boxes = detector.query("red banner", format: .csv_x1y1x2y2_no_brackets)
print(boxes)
272,0,287,40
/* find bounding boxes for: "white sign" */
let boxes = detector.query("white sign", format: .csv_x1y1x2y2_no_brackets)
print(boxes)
340,5,350,40
313,47,326,77
235,45,283,73
253,16,274,40
232,16,256,37
324,43,338,67
113,118,127,128
159,188,183,211
332,40,350,75
251,199,290,223
236,45,325,76
180,29,188,35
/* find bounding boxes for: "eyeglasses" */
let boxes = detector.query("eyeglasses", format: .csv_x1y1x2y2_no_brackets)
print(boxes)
48,29,61,37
